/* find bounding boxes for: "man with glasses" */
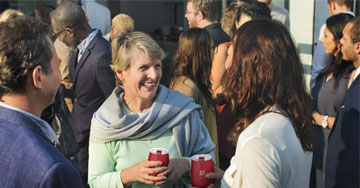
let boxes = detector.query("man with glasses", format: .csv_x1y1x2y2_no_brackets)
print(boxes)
185,0,230,47
50,2,115,187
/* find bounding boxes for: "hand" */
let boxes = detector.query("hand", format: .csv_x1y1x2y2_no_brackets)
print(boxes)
158,158,190,185
204,166,224,188
121,160,167,185
312,111,322,126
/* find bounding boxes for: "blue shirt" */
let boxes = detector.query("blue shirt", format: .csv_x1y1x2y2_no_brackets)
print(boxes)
77,29,99,62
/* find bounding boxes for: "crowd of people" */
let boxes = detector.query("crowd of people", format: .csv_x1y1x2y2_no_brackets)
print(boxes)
0,0,358,188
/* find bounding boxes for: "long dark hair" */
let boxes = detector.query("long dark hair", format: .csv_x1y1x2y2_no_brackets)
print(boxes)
223,20,315,151
171,28,214,108
316,13,355,86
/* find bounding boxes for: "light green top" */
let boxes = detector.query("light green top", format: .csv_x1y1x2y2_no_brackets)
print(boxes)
88,130,181,188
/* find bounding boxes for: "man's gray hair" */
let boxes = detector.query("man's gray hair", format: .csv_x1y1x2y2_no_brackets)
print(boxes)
50,1,86,30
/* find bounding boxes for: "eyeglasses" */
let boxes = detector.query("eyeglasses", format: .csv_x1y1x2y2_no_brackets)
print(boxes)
51,24,76,39
52,28,67,39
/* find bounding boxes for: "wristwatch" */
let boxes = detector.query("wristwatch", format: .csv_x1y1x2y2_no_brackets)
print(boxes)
322,115,329,128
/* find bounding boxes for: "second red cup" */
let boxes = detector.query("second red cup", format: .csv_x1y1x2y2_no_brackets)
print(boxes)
191,154,214,188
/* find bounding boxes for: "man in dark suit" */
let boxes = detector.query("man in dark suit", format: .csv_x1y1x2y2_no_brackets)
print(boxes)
0,16,82,188
325,16,360,188
50,2,115,187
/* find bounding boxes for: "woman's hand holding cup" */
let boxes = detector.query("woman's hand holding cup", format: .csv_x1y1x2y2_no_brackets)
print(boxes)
120,160,167,185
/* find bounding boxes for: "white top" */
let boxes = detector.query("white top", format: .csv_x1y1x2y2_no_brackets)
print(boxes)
271,5,290,29
83,0,111,35
221,106,312,188
354,67,360,81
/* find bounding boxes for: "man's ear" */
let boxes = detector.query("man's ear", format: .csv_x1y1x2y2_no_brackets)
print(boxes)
355,42,360,54
197,11,205,21
66,28,75,37
328,2,336,13
32,65,43,89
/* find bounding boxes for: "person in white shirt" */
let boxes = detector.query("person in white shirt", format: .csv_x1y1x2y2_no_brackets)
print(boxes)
82,0,111,35
257,0,289,29
205,19,316,188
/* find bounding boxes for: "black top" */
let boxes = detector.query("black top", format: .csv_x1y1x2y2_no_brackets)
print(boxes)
204,23,230,47
311,73,350,169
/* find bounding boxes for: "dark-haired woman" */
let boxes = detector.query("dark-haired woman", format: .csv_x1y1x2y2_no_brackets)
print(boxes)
310,13,354,187
170,28,219,164
206,19,315,187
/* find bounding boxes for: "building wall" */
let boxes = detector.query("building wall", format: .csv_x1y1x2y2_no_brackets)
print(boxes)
118,0,184,34
289,0,315,91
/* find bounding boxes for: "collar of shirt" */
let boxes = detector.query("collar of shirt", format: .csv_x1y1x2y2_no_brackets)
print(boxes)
0,101,60,146
354,66,360,81
77,29,99,62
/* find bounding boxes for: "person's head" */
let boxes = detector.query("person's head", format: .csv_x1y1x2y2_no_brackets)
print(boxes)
235,1,271,29
327,0,353,15
34,1,54,24
0,16,61,108
340,16,360,67
317,13,355,86
110,14,134,41
223,19,315,150
257,0,272,6
0,9,24,22
185,0,218,28
111,32,165,103
172,28,213,105
50,1,89,49
321,13,354,56
220,1,244,38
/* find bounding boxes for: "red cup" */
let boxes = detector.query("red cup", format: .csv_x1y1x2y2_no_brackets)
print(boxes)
148,148,169,176
191,154,214,188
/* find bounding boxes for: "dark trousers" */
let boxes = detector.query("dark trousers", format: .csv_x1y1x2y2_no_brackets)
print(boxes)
78,144,89,188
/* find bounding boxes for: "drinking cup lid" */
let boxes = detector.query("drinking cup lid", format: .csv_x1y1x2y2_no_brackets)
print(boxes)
149,148,169,154
191,154,212,161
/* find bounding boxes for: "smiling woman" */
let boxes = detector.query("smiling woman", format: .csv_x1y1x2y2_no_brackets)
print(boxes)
87,31,215,188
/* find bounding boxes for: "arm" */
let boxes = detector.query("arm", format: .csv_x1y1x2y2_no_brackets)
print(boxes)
88,142,123,188
96,52,116,98
211,44,228,97
162,109,215,185
312,111,335,129
39,162,82,188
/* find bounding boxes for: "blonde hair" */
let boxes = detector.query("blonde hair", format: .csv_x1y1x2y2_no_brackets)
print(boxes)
111,31,165,85
0,9,24,22
112,14,134,38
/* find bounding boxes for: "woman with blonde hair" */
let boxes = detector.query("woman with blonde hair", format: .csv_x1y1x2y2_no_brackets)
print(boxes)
88,31,215,188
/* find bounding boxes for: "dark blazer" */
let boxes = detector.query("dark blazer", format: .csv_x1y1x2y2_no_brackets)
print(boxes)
325,75,360,188
69,31,115,144
0,105,82,188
